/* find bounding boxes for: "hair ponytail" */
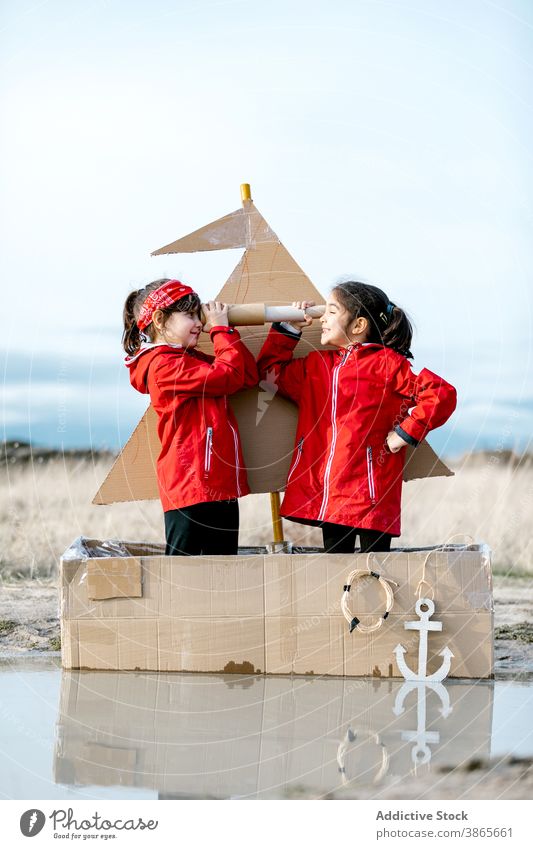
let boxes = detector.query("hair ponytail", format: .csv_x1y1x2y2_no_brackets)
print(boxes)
332,281,413,358
382,303,413,358
122,289,143,355
122,279,172,355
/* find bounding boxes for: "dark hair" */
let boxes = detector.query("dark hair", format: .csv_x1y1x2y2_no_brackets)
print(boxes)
331,281,413,358
122,278,202,355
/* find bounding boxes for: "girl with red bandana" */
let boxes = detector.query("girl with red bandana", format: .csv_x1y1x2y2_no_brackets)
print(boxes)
257,281,457,554
123,278,258,556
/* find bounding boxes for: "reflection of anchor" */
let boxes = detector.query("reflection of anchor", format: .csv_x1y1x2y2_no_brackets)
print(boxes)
394,598,454,682
393,681,453,767
336,726,390,785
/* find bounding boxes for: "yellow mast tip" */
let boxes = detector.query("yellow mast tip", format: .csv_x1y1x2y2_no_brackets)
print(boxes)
240,183,252,203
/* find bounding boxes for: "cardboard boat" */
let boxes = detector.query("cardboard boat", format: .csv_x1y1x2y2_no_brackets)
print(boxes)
60,538,493,678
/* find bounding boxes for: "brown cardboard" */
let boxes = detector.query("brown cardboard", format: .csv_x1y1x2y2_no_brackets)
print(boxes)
403,440,453,481
60,620,79,669
87,557,142,600
77,620,119,670
54,672,493,797
61,551,265,620
157,618,265,673
262,612,493,679
262,548,493,677
93,406,161,504
66,610,493,679
264,549,493,618
265,615,345,676
62,555,162,619
157,554,265,618
94,195,452,505
61,540,493,678
151,203,277,254
66,618,265,673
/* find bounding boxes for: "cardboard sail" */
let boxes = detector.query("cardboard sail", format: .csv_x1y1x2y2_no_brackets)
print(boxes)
93,197,452,505
151,204,276,254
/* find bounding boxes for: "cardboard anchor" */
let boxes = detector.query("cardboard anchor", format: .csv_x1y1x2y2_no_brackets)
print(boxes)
93,183,453,510
394,598,454,682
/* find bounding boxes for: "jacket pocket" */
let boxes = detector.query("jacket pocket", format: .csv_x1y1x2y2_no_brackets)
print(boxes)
227,419,242,498
287,436,304,485
204,427,213,478
366,446,377,505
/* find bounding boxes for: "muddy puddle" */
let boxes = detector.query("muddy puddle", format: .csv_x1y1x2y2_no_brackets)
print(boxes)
0,657,532,799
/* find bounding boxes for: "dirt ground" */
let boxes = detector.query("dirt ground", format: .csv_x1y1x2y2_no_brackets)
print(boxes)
0,580,60,652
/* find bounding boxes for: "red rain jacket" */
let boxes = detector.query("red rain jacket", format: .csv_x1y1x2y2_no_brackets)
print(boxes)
126,327,258,511
257,326,457,536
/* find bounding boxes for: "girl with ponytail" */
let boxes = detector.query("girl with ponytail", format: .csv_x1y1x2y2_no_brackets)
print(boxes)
257,281,457,553
122,278,258,556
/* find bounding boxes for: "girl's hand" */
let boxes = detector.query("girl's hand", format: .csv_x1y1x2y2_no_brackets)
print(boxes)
286,300,315,331
202,301,229,330
386,430,409,453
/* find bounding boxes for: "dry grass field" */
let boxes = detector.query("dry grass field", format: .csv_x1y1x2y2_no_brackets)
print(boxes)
1,451,532,579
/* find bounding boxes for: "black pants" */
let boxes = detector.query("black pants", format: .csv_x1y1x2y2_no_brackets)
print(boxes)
164,499,239,556
321,522,392,554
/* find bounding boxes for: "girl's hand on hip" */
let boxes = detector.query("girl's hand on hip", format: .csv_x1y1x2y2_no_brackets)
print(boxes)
202,301,229,330
386,430,409,453
287,300,315,330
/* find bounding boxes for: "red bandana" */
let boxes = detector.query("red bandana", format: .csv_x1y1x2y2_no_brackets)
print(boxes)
137,280,195,331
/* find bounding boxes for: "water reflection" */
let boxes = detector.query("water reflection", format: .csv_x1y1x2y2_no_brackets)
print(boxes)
54,673,493,798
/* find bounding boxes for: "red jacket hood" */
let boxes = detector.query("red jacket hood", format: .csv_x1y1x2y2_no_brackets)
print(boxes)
125,343,183,394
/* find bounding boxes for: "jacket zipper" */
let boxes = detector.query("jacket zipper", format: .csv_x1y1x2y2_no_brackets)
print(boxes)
317,349,350,521
228,420,242,497
204,427,213,478
366,446,377,505
287,436,304,485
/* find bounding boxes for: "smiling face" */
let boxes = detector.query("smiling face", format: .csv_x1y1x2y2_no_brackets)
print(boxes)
152,308,203,348
320,291,370,348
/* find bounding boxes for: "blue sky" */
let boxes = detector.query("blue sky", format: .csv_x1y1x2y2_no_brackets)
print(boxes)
1,0,532,453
